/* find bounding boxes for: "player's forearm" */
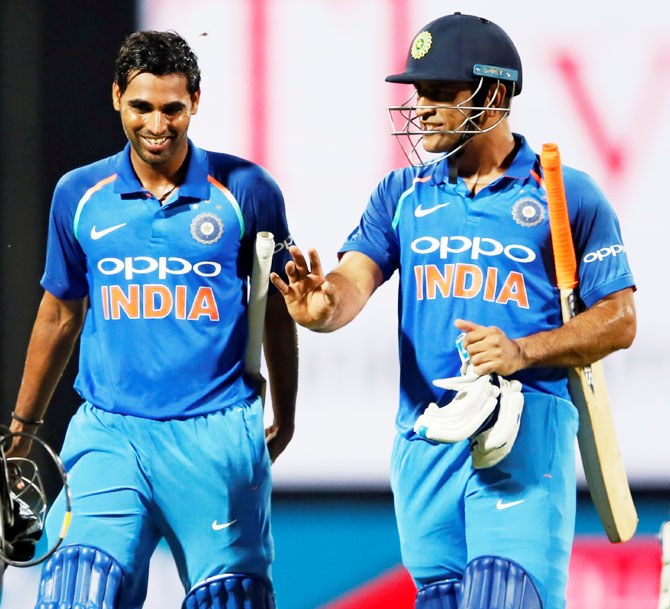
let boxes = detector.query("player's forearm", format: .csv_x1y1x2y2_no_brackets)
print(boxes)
263,293,298,429
516,288,636,368
12,293,86,427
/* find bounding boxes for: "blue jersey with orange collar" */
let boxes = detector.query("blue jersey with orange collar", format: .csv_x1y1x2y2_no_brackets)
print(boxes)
340,135,634,437
42,141,293,419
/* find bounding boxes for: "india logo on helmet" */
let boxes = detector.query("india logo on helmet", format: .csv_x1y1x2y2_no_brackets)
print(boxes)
411,31,432,59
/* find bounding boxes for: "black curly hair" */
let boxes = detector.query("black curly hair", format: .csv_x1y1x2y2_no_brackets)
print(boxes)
114,30,201,96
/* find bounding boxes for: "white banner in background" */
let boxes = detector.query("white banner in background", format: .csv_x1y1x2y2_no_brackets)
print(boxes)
140,0,670,489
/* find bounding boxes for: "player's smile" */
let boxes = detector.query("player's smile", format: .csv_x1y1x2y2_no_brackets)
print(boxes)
420,121,443,130
138,133,174,156
142,135,170,148
419,119,463,153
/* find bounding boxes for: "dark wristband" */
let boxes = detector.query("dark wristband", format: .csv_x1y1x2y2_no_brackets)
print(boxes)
11,411,44,426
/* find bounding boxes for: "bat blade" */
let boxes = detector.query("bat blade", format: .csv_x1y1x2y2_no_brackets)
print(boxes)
544,144,637,543
565,339,638,542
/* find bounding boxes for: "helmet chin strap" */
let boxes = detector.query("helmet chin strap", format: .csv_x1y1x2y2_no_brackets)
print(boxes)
446,127,478,184
448,149,461,184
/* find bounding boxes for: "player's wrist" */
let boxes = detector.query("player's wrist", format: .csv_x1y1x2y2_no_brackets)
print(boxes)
303,301,338,332
271,418,295,433
512,337,532,370
11,410,45,426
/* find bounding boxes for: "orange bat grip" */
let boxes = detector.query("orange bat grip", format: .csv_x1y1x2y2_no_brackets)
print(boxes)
540,143,579,289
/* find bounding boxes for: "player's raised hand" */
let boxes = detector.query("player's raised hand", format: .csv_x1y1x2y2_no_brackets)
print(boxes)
455,319,526,376
270,246,337,330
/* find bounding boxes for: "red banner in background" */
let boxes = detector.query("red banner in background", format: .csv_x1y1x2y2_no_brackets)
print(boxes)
322,538,662,609
567,538,661,609
322,566,415,609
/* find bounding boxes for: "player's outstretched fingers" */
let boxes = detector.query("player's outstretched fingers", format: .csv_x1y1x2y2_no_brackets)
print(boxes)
270,272,289,295
284,259,300,284
288,246,310,277
307,248,325,278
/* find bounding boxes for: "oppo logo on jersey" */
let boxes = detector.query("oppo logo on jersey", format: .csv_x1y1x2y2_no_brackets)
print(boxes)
273,235,295,254
97,256,222,280
583,244,624,263
411,236,536,263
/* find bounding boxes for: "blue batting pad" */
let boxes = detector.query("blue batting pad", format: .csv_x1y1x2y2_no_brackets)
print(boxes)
35,544,123,609
182,573,276,609
460,556,542,609
416,578,461,609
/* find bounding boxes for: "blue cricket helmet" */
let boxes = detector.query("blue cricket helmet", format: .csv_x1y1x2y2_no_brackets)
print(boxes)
386,13,523,95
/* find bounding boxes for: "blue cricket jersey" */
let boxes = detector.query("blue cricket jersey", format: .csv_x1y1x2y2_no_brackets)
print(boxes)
42,141,293,419
341,135,635,437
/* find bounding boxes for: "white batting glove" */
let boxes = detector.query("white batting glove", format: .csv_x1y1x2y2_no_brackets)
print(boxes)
413,362,524,469
414,362,501,444
469,377,524,469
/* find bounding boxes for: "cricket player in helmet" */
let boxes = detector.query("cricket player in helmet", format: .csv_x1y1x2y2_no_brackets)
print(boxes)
272,12,636,609
387,13,522,167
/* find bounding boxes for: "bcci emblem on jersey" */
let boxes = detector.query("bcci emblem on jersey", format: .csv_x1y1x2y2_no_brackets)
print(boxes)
190,212,224,245
512,198,545,228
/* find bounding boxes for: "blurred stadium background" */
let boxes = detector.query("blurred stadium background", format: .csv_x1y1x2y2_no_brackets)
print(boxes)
1,0,668,607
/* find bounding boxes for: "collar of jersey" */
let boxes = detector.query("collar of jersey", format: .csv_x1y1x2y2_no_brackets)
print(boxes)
113,139,210,201
431,134,536,185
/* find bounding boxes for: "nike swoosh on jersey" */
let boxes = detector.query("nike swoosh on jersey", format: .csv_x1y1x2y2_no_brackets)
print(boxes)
414,203,450,217
496,499,525,510
90,223,127,240
211,519,238,531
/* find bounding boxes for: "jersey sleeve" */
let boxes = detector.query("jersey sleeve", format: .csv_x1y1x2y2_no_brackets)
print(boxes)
236,165,294,288
339,172,401,282
564,167,635,308
40,174,89,300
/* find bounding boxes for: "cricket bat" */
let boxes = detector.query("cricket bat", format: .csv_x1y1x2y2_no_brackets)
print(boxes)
540,143,637,543
245,231,275,405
